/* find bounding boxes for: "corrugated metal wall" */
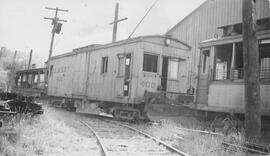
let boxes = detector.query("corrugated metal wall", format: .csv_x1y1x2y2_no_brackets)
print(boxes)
166,0,270,88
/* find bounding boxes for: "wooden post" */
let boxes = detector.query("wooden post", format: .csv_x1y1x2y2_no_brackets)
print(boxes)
110,3,128,42
242,0,261,140
112,3,119,42
27,49,33,70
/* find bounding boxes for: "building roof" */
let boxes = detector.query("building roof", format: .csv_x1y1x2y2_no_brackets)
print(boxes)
166,0,208,35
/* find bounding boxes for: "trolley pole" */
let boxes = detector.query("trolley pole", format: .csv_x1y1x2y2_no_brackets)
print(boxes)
27,49,33,70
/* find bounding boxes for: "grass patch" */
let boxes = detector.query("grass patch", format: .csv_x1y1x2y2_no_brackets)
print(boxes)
133,117,247,156
1,107,99,156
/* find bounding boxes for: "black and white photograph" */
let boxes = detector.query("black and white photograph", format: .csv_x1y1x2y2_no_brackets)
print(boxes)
0,0,270,155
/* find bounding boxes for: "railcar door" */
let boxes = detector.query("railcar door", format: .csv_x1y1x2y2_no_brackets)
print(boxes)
115,54,132,97
196,49,210,104
124,54,131,96
161,56,168,91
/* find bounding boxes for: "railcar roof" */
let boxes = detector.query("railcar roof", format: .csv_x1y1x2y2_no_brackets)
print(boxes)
50,35,191,60
16,68,46,73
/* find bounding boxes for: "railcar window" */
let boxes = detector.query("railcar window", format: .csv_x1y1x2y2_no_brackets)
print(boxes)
118,56,125,76
23,74,27,82
17,75,21,87
34,74,38,83
143,54,158,73
214,44,233,80
101,56,108,74
216,41,270,80
202,50,210,73
231,43,244,80
259,41,270,80
28,74,32,85
168,60,178,79
38,74,45,89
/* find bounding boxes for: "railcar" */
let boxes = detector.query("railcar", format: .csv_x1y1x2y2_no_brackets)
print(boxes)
196,22,270,129
47,35,192,120
15,68,47,97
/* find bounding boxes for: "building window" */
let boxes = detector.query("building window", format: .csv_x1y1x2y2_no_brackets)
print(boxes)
101,57,108,74
168,59,178,79
143,54,158,73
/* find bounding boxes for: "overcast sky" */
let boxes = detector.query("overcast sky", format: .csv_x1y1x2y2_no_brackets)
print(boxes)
0,0,205,67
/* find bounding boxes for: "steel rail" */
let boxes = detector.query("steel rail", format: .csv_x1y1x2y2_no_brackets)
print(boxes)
222,142,270,155
170,125,269,155
112,121,190,156
175,126,269,155
79,120,109,156
175,126,223,136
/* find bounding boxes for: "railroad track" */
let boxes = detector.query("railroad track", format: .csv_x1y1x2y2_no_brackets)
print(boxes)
159,124,270,155
73,112,269,155
79,117,189,156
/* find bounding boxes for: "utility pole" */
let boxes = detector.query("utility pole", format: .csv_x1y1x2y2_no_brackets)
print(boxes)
13,51,17,61
7,50,17,92
27,49,33,70
109,3,128,42
44,7,68,64
0,47,5,62
242,0,261,140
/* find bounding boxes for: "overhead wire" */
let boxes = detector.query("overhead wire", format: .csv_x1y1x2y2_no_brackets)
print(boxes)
128,0,159,39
